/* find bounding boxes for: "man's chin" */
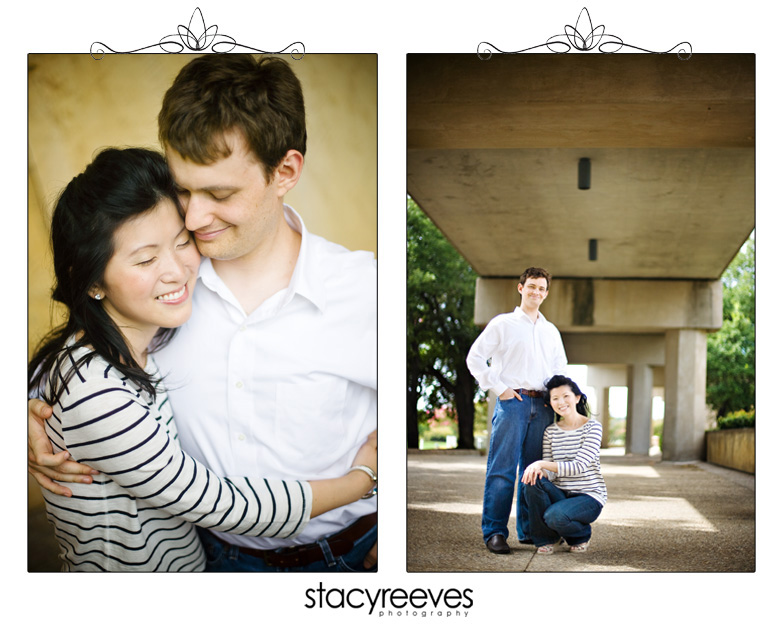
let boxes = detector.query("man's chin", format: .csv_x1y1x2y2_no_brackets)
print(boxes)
195,240,230,260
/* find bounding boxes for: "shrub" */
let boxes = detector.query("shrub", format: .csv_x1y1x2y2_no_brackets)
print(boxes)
717,408,755,430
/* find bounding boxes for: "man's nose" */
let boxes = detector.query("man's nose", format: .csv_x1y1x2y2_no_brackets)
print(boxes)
183,195,211,232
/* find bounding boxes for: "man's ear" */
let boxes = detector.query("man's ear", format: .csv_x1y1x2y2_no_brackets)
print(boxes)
274,149,304,197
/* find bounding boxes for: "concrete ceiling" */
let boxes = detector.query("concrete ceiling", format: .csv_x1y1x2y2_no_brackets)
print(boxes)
407,54,755,280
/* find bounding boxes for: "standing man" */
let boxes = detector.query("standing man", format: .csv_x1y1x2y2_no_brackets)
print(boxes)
467,267,567,554
29,54,377,572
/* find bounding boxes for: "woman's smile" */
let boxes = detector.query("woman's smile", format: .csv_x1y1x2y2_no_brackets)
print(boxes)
156,284,188,303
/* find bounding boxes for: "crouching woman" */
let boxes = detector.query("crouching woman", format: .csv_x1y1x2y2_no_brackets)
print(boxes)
521,375,607,554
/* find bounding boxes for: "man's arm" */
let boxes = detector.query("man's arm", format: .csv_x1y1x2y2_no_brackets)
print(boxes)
466,319,520,400
551,327,568,375
28,399,98,497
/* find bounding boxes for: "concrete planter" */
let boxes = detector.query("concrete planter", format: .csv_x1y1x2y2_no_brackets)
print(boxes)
705,428,754,474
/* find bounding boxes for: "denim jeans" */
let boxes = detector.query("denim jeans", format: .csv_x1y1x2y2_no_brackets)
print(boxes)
197,524,378,572
523,477,602,546
482,394,550,543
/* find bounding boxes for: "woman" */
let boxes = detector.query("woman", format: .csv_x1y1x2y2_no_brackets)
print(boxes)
521,374,606,554
28,147,377,572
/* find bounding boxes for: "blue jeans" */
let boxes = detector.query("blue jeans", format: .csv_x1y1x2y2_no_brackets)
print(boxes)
482,394,550,543
197,523,377,572
524,477,602,546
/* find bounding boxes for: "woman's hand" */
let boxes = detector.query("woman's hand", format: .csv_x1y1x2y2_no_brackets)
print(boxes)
28,398,98,497
521,460,545,485
351,430,377,476
308,430,378,518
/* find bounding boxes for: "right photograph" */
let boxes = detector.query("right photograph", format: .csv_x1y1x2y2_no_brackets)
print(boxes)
406,53,755,572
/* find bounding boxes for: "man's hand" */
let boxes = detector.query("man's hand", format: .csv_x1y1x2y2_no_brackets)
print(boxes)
499,388,522,401
363,541,378,569
28,399,97,497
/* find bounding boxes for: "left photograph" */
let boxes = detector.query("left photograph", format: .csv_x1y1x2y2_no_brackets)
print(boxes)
28,53,378,572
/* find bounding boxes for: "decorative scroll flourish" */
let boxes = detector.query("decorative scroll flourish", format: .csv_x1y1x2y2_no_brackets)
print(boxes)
91,8,305,59
478,7,692,60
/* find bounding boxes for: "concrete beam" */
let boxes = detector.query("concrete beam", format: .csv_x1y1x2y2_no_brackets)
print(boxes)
475,277,723,333
564,333,664,366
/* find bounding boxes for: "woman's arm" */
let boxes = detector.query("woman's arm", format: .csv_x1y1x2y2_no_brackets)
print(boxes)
521,460,557,484
33,398,376,518
521,426,556,484
49,371,372,538
310,431,377,517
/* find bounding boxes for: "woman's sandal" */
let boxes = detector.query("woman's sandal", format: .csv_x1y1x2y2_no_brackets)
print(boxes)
569,541,590,553
536,544,554,554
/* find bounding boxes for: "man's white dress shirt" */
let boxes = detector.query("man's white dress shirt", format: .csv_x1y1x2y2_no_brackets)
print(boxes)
155,205,377,550
466,307,567,397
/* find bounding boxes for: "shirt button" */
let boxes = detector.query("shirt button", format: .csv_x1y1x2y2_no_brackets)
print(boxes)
235,381,243,389
239,325,247,332
238,434,246,441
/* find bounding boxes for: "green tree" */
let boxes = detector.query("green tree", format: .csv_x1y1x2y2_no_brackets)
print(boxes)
407,198,480,449
706,233,755,416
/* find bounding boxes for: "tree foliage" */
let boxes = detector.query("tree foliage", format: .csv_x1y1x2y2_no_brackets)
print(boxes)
407,198,480,448
706,233,755,416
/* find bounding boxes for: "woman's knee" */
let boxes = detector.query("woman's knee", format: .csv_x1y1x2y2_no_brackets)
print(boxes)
524,477,549,497
543,506,569,530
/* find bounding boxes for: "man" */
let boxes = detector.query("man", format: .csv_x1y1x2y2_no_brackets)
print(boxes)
466,267,567,554
28,54,377,572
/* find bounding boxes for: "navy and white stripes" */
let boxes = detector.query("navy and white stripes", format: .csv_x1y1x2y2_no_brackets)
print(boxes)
543,420,607,506
43,345,312,571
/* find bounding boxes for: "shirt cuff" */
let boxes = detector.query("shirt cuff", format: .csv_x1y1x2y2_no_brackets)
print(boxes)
287,479,313,539
491,383,509,397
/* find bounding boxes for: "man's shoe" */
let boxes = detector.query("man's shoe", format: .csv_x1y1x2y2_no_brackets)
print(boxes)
485,534,511,554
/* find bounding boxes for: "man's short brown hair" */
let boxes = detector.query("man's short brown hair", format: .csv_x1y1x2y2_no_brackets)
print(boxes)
519,267,551,290
158,54,306,181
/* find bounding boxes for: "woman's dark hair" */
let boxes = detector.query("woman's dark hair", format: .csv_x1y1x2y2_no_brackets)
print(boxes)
545,374,591,419
28,147,182,403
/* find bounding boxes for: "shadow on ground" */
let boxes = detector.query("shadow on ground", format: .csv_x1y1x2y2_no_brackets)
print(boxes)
407,449,754,573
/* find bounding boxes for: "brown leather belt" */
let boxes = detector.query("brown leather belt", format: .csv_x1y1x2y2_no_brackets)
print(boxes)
205,512,377,568
515,388,544,398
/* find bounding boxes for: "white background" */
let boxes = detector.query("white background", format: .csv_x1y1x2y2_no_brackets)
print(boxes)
9,1,780,624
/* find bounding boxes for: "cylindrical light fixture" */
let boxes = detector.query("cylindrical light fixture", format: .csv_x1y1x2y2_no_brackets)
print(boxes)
589,238,598,261
578,158,591,190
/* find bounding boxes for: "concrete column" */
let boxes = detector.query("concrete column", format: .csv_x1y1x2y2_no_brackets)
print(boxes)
626,364,654,455
592,385,612,448
662,329,708,461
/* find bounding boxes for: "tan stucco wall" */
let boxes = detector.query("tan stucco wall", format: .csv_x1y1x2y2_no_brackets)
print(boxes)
706,428,755,474
28,53,377,357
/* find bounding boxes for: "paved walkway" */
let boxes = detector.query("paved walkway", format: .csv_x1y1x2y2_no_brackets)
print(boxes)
407,449,754,572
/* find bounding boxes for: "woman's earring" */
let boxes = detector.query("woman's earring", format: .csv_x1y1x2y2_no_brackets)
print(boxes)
93,294,103,300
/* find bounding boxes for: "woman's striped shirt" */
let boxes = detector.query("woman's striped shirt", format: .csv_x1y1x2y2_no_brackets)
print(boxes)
42,346,312,572
543,419,607,506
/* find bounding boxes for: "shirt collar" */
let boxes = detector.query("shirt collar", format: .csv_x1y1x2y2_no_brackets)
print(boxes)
513,306,547,324
195,204,327,314
283,205,327,313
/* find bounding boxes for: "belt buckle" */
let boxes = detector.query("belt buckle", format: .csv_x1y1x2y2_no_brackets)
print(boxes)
266,545,298,567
